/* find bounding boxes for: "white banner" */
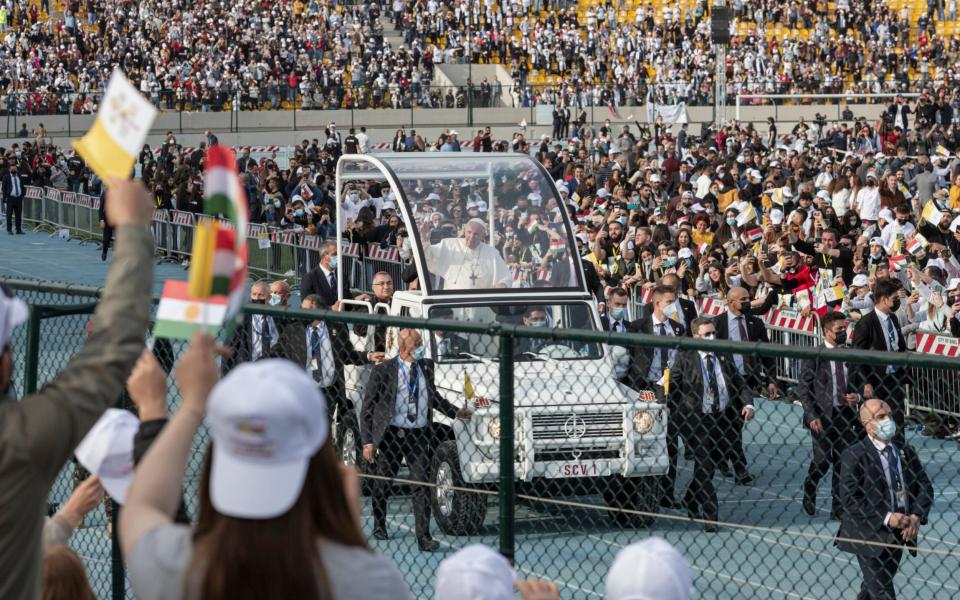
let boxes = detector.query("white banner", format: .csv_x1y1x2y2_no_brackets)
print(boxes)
645,102,688,124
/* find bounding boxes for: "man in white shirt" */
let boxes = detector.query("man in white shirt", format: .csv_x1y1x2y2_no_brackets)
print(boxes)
879,204,916,254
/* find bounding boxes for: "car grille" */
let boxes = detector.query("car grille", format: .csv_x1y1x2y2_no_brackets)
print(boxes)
531,412,623,440
535,449,620,461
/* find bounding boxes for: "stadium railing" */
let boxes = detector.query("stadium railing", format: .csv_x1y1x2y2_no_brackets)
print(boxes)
5,277,960,600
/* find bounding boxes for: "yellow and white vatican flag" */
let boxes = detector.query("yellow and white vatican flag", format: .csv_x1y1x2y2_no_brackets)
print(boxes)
72,70,157,183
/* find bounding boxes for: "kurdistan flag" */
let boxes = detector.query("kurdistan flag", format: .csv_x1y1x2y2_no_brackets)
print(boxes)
203,145,248,328
154,280,227,340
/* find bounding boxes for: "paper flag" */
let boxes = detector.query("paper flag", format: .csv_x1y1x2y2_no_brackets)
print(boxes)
922,200,945,225
72,70,158,183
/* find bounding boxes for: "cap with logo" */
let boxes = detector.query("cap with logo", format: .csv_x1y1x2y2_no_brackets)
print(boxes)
207,359,329,519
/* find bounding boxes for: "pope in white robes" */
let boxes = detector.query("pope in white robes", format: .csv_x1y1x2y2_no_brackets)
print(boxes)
422,219,512,290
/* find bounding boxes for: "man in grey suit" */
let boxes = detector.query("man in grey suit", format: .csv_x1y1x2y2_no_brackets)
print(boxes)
361,328,472,551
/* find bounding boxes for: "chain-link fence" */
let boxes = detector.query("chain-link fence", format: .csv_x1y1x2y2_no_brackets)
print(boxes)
5,278,960,599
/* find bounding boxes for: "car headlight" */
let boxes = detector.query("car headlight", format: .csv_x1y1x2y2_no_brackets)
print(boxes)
487,416,501,440
633,411,655,434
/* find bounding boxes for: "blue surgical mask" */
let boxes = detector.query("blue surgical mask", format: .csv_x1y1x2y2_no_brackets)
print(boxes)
294,208,305,217
329,255,338,269
874,418,897,441
726,217,737,227
662,257,678,268
413,346,426,360
268,293,283,306
616,216,628,226
528,319,547,327
610,307,627,321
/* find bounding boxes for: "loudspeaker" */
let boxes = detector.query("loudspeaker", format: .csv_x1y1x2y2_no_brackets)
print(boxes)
711,6,731,45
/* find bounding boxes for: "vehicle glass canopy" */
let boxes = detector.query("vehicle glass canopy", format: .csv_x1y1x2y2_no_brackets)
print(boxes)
426,302,602,362
342,154,584,295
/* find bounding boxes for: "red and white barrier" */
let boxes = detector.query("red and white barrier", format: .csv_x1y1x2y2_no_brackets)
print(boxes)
915,332,960,357
698,297,727,317
765,308,818,334
367,243,400,261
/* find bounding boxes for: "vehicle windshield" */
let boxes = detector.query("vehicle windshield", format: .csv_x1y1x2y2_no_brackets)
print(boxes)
383,155,583,294
426,302,602,362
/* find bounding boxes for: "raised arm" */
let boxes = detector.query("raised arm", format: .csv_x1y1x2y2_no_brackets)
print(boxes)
2,179,155,483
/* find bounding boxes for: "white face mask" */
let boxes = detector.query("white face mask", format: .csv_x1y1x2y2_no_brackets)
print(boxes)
662,302,679,319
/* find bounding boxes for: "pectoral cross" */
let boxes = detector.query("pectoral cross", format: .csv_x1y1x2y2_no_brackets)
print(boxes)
469,269,479,286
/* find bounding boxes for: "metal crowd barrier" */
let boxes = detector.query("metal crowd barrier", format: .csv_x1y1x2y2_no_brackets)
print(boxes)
908,331,960,419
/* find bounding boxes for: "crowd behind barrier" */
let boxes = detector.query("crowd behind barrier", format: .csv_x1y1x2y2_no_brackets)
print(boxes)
14,179,960,424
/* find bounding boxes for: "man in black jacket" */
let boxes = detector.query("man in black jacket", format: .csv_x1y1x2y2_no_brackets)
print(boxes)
836,399,933,600
2,163,25,235
275,294,382,421
300,241,351,307
670,317,755,531
636,274,697,334
852,278,908,445
626,284,686,507
798,311,863,519
360,329,471,551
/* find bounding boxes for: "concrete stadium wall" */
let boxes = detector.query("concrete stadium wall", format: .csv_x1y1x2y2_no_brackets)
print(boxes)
1,103,887,150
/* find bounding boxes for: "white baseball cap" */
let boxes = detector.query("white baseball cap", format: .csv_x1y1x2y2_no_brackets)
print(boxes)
678,248,693,259
605,537,693,600
869,237,884,246
852,274,869,288
947,278,960,291
434,545,516,600
0,289,28,351
879,208,894,223
207,360,329,519
816,190,831,202
74,409,139,504
597,188,611,198
769,208,784,225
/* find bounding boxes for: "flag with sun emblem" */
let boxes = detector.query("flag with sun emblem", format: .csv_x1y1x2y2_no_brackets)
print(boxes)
154,280,228,340
72,70,158,183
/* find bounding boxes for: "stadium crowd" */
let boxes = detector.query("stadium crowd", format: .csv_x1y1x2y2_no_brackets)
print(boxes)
4,0,960,113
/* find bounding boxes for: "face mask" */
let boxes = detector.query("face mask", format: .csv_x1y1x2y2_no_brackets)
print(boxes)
890,298,901,312
706,208,715,214
610,307,627,321
274,200,282,208
505,231,515,238
874,417,897,441
702,332,716,340
662,257,678,268
329,255,339,269
251,298,266,304
616,216,628,226
294,208,305,217
834,330,847,346
268,293,283,306
897,218,907,225
528,319,547,327
412,346,426,360
726,217,737,227
662,302,679,319
643,259,653,268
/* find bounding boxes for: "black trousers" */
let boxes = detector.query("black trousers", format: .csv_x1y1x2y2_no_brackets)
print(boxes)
684,407,738,522
6,196,22,232
804,405,861,513
372,425,433,537
856,547,903,600
662,407,690,501
102,222,114,256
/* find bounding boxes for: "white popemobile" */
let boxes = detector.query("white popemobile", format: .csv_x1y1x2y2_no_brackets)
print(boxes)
332,153,668,534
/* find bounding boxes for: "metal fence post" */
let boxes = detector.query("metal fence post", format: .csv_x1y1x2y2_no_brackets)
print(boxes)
110,499,124,600
24,306,42,395
498,332,515,564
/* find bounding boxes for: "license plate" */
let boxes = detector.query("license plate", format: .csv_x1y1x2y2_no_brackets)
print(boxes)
546,461,613,478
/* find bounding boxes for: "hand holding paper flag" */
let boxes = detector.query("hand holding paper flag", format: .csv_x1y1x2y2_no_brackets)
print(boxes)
736,203,758,227
72,70,157,183
889,255,909,271
906,233,928,257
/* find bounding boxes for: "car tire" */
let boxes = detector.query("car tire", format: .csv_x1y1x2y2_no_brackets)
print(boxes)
335,409,372,496
603,477,656,528
431,440,486,535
